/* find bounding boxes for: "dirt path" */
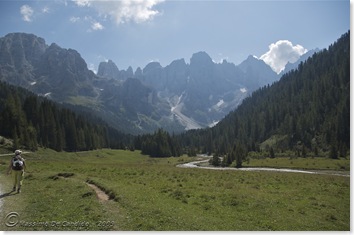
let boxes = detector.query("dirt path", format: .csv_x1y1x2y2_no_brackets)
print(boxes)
0,152,30,157
0,152,30,214
0,177,4,213
177,159,350,177
86,183,109,202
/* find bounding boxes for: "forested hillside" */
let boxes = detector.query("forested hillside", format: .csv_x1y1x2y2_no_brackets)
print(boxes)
172,31,350,163
0,31,349,160
0,82,132,151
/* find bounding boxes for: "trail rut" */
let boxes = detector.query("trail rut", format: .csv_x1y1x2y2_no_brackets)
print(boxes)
86,183,110,202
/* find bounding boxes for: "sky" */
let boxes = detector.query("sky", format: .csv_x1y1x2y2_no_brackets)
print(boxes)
0,0,350,74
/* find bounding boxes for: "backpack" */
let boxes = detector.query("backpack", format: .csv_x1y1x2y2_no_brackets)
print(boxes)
12,156,24,171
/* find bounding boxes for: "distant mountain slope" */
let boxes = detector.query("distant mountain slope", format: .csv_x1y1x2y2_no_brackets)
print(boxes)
238,55,279,89
179,31,350,159
0,33,98,100
0,32,174,134
280,49,320,76
0,32,317,134
0,81,131,151
99,51,283,130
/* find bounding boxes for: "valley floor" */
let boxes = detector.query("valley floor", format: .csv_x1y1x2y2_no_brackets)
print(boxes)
0,149,350,231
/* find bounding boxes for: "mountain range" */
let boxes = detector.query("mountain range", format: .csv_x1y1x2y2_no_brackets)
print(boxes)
0,32,317,134
177,31,350,161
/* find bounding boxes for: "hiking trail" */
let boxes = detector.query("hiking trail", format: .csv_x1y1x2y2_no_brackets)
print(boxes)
177,157,350,177
86,183,110,202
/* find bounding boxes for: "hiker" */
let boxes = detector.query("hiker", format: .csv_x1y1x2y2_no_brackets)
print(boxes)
7,150,26,193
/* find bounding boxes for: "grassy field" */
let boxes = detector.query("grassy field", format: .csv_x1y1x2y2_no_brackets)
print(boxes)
243,156,350,171
0,149,350,231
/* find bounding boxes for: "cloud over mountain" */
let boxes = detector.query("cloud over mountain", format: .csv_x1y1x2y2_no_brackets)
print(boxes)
20,5,34,22
91,21,104,31
260,40,307,74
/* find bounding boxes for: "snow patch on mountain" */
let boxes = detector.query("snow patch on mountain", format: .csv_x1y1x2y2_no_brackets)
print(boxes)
209,120,219,128
168,92,202,130
216,99,224,107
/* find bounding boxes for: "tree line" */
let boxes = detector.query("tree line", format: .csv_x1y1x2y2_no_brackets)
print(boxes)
180,31,350,165
134,129,182,157
134,31,350,166
0,82,132,151
0,31,349,165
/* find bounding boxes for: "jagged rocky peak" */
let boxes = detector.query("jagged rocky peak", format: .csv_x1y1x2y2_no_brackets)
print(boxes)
143,61,162,74
43,42,89,74
165,58,188,75
2,32,47,52
134,67,143,78
218,59,236,69
126,66,134,77
97,59,120,79
240,55,263,66
169,58,187,67
0,32,47,67
239,55,270,71
238,55,278,89
190,51,213,66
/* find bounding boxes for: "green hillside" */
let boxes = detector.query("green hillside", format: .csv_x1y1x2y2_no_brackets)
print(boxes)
177,31,350,164
0,82,131,152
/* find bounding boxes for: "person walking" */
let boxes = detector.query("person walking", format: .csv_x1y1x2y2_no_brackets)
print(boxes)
7,150,26,193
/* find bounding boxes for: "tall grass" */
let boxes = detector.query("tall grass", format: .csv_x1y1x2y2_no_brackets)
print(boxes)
0,149,350,231
243,156,350,171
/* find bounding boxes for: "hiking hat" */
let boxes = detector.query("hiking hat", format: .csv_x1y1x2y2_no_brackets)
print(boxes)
15,149,22,155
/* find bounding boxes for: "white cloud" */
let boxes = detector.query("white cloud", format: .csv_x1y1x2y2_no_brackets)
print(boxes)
88,63,97,74
91,21,104,30
214,53,229,64
73,0,91,7
260,40,307,74
240,88,247,93
20,5,34,22
70,16,80,23
42,7,50,13
73,0,164,24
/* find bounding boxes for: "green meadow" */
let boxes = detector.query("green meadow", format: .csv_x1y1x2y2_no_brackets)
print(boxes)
0,149,350,231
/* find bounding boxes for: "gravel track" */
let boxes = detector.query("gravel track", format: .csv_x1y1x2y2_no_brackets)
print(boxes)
177,159,350,177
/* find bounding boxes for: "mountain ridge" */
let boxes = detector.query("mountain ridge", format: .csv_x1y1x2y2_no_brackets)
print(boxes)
174,30,350,162
0,32,317,134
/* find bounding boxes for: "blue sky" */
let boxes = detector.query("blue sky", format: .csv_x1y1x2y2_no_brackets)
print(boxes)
0,0,350,73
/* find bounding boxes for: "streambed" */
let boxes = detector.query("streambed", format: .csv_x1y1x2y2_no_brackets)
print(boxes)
177,158,349,177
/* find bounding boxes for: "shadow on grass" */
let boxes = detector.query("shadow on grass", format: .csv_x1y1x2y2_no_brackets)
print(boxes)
0,190,19,199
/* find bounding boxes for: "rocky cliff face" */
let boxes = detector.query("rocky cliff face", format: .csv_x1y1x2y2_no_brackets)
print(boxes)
36,43,98,99
0,33,175,134
0,33,47,86
97,59,120,80
0,33,98,100
0,32,311,134
128,51,279,128
238,55,279,89
96,50,281,130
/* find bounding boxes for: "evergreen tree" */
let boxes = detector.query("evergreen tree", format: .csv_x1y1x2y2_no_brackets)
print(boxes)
0,81,131,152
209,154,221,167
175,31,350,160
235,142,247,168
